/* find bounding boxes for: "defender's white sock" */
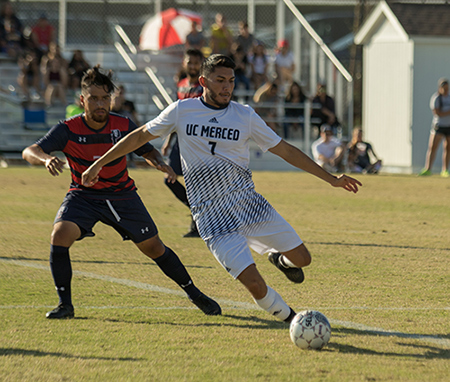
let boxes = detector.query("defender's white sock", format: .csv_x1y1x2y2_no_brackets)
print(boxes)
254,286,291,321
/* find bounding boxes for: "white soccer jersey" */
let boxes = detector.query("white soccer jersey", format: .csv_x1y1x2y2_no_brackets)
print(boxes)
146,97,282,240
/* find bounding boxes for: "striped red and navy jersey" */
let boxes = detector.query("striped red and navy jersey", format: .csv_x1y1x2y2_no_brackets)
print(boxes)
176,77,202,100
36,112,154,195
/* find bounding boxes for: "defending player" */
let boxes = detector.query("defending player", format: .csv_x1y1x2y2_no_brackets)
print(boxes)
82,56,361,323
22,65,221,319
161,49,204,237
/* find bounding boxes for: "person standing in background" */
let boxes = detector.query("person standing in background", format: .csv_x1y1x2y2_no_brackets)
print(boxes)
419,77,450,177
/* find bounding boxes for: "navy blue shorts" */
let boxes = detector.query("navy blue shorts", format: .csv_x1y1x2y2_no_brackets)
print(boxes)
435,125,450,137
54,191,158,243
168,139,183,176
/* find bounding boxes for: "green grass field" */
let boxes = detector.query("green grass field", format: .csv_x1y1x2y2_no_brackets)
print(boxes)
0,166,449,381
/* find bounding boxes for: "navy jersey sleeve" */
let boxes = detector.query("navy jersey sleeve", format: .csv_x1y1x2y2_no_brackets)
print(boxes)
35,122,70,154
126,119,154,156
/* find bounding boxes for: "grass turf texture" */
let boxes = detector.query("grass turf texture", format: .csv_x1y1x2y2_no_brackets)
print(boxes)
0,166,449,381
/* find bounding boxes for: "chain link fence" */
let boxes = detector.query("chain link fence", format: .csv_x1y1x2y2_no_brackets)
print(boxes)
5,0,370,136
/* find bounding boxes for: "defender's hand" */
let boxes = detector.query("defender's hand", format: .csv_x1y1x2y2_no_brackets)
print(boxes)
82,165,100,187
45,157,66,176
156,163,176,184
331,174,362,193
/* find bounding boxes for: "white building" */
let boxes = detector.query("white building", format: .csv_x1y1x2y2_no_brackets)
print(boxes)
354,0,450,173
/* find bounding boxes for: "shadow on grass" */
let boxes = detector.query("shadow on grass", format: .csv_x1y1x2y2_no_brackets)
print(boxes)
0,256,213,269
329,327,450,359
310,241,450,251
0,347,144,361
101,312,288,330
327,342,450,359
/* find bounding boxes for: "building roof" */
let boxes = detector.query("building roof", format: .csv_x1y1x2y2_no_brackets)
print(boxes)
387,2,450,36
355,1,450,45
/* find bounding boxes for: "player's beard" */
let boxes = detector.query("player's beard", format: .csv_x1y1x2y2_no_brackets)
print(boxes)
88,108,109,123
208,88,231,108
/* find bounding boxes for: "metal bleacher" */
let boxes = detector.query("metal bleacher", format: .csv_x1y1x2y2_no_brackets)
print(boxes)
0,47,182,165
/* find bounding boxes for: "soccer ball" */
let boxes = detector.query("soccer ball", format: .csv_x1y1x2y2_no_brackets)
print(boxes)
290,310,331,350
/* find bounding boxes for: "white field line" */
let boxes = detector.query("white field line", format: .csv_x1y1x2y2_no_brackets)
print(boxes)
2,258,449,349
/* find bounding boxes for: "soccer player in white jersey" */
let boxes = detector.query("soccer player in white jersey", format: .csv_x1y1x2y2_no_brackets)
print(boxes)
82,55,362,323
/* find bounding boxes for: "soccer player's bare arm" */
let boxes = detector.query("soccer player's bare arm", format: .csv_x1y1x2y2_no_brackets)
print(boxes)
82,125,156,186
22,144,66,176
269,139,362,193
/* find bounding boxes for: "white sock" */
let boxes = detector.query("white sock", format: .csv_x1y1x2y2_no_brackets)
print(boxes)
279,255,297,268
254,286,291,321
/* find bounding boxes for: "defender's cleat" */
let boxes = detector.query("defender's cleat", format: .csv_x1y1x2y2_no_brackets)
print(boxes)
440,170,449,178
268,252,305,284
190,293,222,315
46,304,74,319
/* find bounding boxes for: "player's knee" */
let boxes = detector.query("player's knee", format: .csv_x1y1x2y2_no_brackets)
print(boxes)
136,235,166,259
50,222,79,247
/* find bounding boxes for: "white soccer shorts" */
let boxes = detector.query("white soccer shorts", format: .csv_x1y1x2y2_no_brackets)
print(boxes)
205,212,303,279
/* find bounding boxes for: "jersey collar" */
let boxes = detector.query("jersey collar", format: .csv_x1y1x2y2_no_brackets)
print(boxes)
200,96,228,110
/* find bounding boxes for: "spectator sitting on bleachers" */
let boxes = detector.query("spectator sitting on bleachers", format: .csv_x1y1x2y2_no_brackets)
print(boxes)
274,39,295,92
347,127,382,174
17,49,42,100
0,0,24,59
248,42,269,91
210,13,233,55
111,84,140,126
283,81,307,139
40,42,68,107
311,83,339,137
231,43,250,101
185,21,205,51
311,124,344,173
31,13,55,57
68,49,90,91
235,21,255,56
253,81,279,133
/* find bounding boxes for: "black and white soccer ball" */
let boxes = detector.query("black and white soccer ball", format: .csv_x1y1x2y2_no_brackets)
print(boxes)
290,310,331,350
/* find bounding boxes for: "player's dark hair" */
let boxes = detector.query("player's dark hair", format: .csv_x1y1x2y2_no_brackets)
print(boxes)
200,54,235,78
81,64,116,95
185,48,204,61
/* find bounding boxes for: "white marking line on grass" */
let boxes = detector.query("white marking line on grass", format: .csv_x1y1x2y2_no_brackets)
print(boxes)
2,258,449,349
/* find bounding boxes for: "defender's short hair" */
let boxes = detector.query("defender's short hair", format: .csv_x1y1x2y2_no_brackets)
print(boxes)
81,65,116,94
200,54,235,78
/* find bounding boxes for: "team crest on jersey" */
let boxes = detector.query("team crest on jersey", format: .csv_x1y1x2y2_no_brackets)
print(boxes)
111,129,121,144
208,117,219,123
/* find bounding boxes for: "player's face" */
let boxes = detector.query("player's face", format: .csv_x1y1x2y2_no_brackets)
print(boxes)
201,67,235,108
81,85,112,127
185,55,202,79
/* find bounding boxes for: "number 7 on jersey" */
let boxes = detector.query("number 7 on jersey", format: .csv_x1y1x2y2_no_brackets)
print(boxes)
208,141,217,155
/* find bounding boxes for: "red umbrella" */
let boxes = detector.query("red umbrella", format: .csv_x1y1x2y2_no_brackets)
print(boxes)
139,8,202,51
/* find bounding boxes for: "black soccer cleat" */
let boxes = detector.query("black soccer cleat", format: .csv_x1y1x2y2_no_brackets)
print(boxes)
284,308,297,324
268,252,305,284
190,293,222,316
46,304,75,319
183,220,201,238
183,228,200,238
